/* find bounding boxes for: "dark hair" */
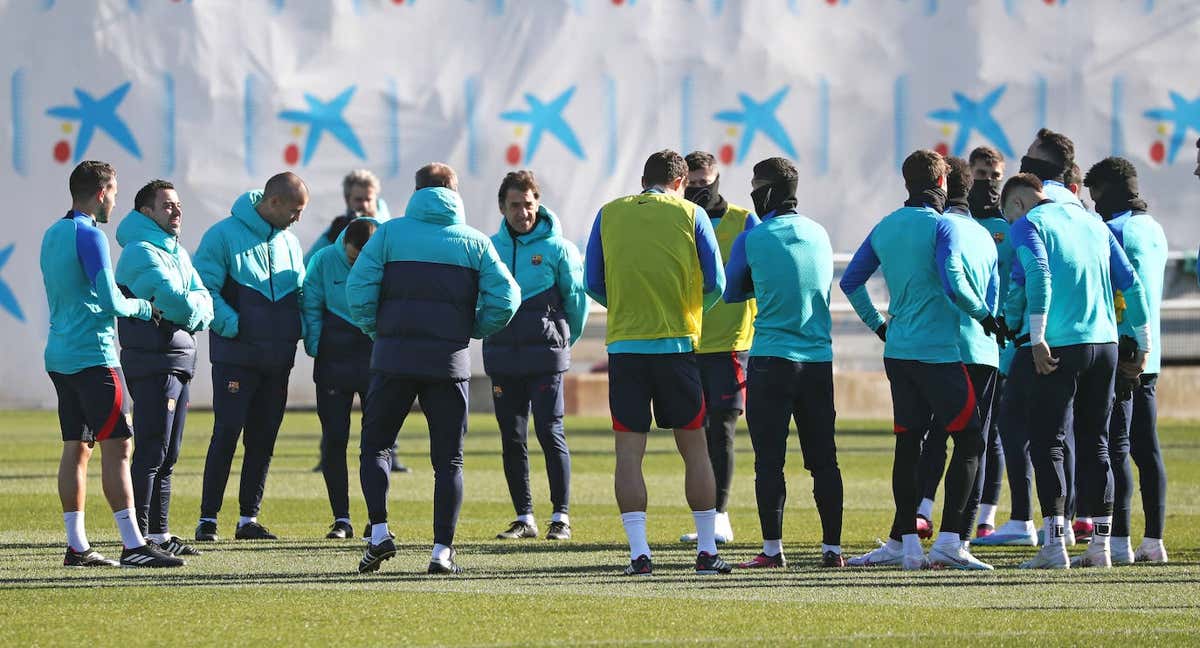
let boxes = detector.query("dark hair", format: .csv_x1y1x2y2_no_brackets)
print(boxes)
343,217,377,251
684,151,718,172
1064,163,1082,187
1033,127,1075,166
968,145,1004,167
1000,172,1044,207
497,170,540,205
69,160,116,202
945,156,972,200
1084,157,1138,189
901,149,948,192
415,162,458,191
134,179,175,213
642,149,688,187
752,157,799,183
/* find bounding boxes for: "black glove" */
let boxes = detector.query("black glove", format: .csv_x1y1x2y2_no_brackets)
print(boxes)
874,323,887,342
997,316,1017,341
981,315,1006,349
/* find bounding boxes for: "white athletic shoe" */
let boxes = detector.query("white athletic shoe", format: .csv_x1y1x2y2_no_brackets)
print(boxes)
902,552,929,571
929,543,994,571
716,512,734,544
973,519,1038,546
1110,537,1134,565
1070,542,1112,568
1018,544,1070,569
847,540,905,567
1134,539,1168,564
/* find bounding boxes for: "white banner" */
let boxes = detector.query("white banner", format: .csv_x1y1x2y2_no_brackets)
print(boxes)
1,0,1198,407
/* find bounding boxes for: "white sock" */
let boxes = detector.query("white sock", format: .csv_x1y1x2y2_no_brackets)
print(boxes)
620,511,651,560
885,538,903,553
238,516,257,527
978,503,997,527
1112,536,1131,553
821,543,841,555
199,517,217,524
763,539,783,556
901,533,922,556
1139,537,1164,551
933,531,960,550
371,522,392,545
917,498,934,520
147,532,170,544
515,513,536,526
551,512,569,525
693,508,718,555
431,543,452,563
114,508,146,549
64,511,89,552
1091,515,1112,549
1043,516,1066,547
334,517,350,525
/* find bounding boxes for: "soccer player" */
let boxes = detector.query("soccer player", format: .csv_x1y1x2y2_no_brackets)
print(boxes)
677,150,759,546
114,179,213,557
840,149,999,571
1000,173,1151,569
193,173,309,542
585,150,731,576
722,158,845,569
911,157,1001,568
302,217,380,540
349,163,519,575
1084,157,1169,563
41,161,183,568
484,171,587,542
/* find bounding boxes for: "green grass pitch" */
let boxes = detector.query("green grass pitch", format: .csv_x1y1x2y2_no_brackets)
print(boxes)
0,410,1198,645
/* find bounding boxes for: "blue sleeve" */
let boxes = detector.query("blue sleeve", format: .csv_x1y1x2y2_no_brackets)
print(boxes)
722,231,753,304
584,209,607,307
473,239,521,339
986,258,999,316
1108,230,1149,330
1010,217,1051,316
556,240,589,345
193,226,240,337
77,224,151,320
345,226,386,339
743,213,762,231
935,217,989,320
301,251,326,357
693,205,726,311
839,232,886,331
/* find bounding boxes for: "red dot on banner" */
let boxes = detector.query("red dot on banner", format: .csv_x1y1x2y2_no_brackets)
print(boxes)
611,0,624,5
1044,0,1055,4
826,0,838,5
393,0,405,4
284,144,300,166
1149,140,1165,164
718,144,735,165
506,144,522,165
53,140,71,163
934,142,950,157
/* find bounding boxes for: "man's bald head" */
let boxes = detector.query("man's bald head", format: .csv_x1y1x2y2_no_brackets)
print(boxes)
415,163,458,192
257,171,309,229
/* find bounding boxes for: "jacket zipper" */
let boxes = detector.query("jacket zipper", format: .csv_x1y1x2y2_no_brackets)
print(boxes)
267,227,276,301
510,231,519,354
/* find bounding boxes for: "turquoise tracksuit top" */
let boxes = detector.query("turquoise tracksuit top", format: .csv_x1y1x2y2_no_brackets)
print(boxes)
41,210,154,373
840,205,989,364
944,208,1000,368
114,210,213,333
1004,180,1081,349
978,214,1015,373
1106,211,1167,373
489,205,589,345
722,210,833,362
301,217,381,358
192,191,306,339
1010,200,1150,350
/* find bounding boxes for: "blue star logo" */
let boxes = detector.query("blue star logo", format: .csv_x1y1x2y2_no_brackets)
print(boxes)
45,83,142,162
0,244,23,322
500,87,586,163
278,86,366,166
714,86,797,164
927,85,1015,158
1143,91,1200,163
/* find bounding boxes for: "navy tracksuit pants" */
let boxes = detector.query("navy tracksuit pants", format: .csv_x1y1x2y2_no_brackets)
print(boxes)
130,373,190,535
316,386,367,521
1109,375,1166,538
200,363,291,519
744,358,843,546
360,373,468,546
491,372,571,517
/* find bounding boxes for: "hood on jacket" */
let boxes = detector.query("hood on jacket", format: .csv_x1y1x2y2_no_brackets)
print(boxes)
231,190,275,239
116,209,178,254
405,187,465,225
495,204,561,245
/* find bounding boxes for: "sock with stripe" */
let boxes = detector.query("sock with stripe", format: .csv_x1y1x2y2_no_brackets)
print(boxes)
114,508,146,549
